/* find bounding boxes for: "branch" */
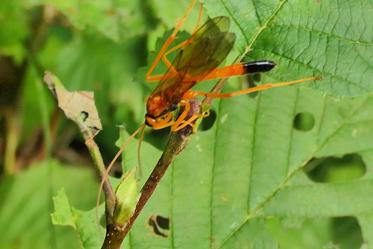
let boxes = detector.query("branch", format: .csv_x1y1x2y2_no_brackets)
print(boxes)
101,100,201,249
85,137,116,220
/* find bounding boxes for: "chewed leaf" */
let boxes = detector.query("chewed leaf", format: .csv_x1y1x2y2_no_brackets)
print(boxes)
51,189,76,228
51,189,105,249
44,71,102,137
204,0,373,97
0,160,100,248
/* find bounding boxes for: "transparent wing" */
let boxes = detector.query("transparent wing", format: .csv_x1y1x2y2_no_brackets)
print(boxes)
152,16,236,102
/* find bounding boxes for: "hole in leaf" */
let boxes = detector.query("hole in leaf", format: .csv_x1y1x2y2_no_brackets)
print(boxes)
269,217,363,248
112,165,123,179
145,128,169,150
293,112,315,131
331,217,363,249
304,154,366,183
155,215,170,230
148,215,170,238
199,109,216,131
80,111,89,122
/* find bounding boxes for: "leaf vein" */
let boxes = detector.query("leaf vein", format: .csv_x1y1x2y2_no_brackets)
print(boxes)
241,0,288,59
219,0,249,45
272,23,373,46
217,92,371,248
284,88,299,176
256,47,371,93
251,0,261,26
209,98,223,249
246,94,261,212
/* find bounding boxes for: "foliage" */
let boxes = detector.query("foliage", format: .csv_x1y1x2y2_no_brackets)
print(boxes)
0,0,372,248
0,161,98,249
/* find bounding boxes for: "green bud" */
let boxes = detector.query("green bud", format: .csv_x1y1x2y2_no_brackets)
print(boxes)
113,168,140,225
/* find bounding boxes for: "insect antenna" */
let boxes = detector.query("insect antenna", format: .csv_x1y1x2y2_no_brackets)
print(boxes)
136,124,146,179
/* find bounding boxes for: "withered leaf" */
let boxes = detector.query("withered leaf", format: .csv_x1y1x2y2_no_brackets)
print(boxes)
44,71,102,137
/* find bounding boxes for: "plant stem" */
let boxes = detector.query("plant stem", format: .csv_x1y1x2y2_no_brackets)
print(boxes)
43,71,116,221
85,138,116,219
4,110,20,174
101,100,200,249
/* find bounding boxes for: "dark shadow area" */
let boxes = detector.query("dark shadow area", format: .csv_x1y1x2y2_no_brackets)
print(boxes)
199,109,216,131
271,217,364,249
331,216,363,249
148,215,170,238
144,128,170,151
242,73,261,99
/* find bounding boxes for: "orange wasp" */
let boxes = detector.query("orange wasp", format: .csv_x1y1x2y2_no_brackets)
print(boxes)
99,0,319,213
143,0,318,132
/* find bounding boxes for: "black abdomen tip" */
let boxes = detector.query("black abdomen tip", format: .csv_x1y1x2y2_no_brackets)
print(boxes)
243,60,276,74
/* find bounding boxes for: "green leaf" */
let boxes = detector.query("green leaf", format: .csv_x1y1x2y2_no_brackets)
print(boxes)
51,189,105,249
24,0,150,41
267,217,363,249
116,86,373,248
358,212,373,248
51,189,76,228
204,0,373,97
0,0,28,59
0,160,98,249
149,0,202,32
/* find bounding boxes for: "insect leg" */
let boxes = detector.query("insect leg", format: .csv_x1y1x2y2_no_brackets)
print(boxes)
148,40,194,82
150,113,175,130
190,76,321,99
172,114,200,131
171,99,210,132
172,110,210,132
174,99,191,124
146,38,197,83
192,1,204,33
146,0,197,82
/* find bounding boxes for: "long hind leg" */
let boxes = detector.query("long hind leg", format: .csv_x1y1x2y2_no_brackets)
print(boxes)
146,0,204,82
185,76,321,99
146,0,197,82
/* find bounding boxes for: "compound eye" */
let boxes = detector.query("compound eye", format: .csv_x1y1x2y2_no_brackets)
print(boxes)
145,116,157,127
